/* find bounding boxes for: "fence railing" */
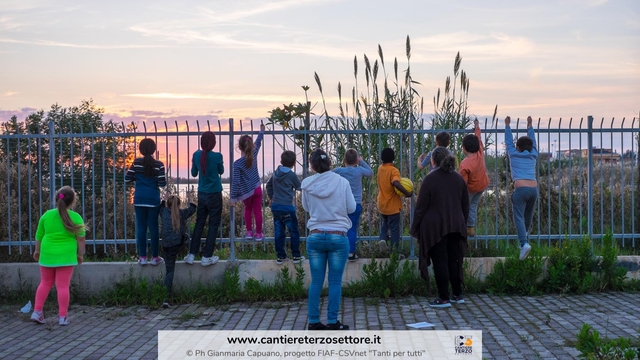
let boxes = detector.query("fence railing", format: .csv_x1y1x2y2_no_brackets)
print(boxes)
0,116,638,260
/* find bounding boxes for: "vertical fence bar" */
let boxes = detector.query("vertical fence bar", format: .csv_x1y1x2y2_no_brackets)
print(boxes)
632,117,637,246
49,120,56,208
557,118,562,241
101,125,107,252
409,112,415,259
6,134,11,253
229,118,236,261
587,115,594,244
28,131,33,252
546,119,551,244
599,118,604,238
122,123,128,253
568,118,573,237
621,118,626,246
91,124,96,253
17,129,22,248
609,118,615,242
579,118,584,236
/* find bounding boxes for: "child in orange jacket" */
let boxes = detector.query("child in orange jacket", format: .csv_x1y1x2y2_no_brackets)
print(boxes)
459,119,490,236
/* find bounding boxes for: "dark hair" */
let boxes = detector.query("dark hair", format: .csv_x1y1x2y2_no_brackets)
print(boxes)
431,146,456,172
139,138,157,177
55,186,84,234
516,136,534,153
436,131,451,147
310,148,331,173
381,148,395,163
344,149,358,165
239,135,255,168
462,134,480,153
281,150,296,168
200,131,216,175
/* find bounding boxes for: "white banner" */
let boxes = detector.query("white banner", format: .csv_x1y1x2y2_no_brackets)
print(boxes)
158,330,482,360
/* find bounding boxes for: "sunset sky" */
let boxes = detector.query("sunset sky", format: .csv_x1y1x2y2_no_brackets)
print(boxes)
1,0,638,123
0,0,639,176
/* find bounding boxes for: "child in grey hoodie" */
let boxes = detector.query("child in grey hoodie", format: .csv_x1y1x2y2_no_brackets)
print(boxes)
266,150,303,264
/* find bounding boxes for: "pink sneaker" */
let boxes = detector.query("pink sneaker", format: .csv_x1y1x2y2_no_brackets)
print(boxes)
150,257,164,266
255,232,264,241
138,256,148,265
30,311,45,324
246,230,254,239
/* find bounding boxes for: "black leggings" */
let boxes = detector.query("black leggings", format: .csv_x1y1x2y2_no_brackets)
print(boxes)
163,243,183,295
428,233,463,300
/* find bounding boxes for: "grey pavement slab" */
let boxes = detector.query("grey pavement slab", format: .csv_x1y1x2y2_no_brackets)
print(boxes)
1,293,638,359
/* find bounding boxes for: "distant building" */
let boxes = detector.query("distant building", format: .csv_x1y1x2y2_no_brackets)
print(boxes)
561,148,621,164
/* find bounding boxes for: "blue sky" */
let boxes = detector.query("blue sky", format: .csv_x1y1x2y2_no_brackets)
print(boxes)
1,0,638,126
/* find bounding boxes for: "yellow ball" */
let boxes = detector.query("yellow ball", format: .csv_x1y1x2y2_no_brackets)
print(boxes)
394,177,413,196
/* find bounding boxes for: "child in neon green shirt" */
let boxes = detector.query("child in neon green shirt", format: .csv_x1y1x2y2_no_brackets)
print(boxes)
31,186,85,326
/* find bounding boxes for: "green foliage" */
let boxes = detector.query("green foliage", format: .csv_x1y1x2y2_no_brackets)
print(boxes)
597,231,628,291
544,236,595,294
244,265,306,302
343,252,428,298
485,246,544,295
575,323,639,359
106,270,167,309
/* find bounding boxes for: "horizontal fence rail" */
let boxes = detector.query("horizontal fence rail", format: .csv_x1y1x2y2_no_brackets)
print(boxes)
0,116,638,260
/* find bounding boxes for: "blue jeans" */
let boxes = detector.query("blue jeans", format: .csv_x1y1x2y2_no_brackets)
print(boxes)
306,232,349,324
347,204,363,254
272,210,301,259
468,191,484,227
135,205,160,258
511,187,538,246
380,212,401,250
190,192,222,258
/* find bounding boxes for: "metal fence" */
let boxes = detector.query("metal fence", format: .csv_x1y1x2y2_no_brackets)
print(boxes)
0,116,638,260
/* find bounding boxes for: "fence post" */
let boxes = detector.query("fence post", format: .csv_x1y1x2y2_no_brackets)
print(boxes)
303,101,310,179
409,115,416,260
229,118,236,262
49,119,56,208
587,115,594,243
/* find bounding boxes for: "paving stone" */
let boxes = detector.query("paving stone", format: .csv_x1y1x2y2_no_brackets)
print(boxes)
1,293,639,359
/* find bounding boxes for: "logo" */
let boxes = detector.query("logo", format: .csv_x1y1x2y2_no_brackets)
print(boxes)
454,335,473,355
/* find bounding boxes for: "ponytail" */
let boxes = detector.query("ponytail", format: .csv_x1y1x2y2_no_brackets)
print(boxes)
139,138,157,177
55,186,84,234
167,195,181,232
239,135,255,168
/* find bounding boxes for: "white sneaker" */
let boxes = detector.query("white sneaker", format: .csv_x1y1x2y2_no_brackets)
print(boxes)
138,256,148,265
30,311,45,324
150,257,164,266
59,316,69,326
379,240,389,253
201,256,219,267
519,243,532,260
183,254,195,264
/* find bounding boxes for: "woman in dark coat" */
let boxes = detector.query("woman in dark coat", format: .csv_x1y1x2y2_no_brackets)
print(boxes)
410,146,469,308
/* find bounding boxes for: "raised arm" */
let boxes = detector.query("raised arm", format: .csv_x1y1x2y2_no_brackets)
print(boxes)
191,152,199,177
527,116,538,155
358,158,373,177
474,119,484,155
504,116,517,156
253,124,265,155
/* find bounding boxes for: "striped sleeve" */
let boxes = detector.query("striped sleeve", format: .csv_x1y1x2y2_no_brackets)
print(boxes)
156,160,167,187
124,159,138,182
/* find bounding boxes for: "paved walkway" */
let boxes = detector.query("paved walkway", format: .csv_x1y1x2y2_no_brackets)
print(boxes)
0,293,638,359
